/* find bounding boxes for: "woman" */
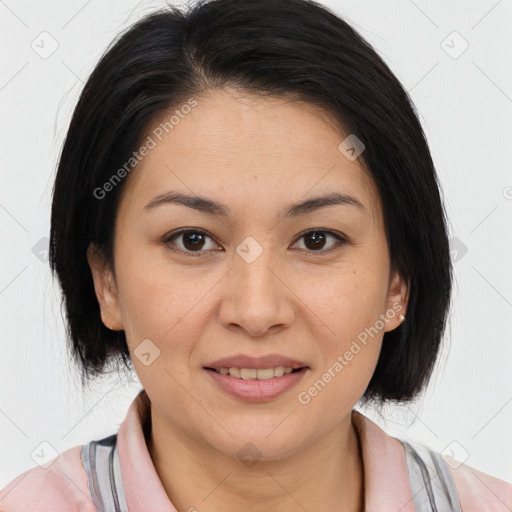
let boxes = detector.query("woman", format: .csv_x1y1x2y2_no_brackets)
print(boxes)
1,0,510,510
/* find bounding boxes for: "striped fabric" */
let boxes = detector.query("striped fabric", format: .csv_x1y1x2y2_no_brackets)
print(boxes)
2,391,510,511
81,433,463,512
81,435,129,512
402,441,462,511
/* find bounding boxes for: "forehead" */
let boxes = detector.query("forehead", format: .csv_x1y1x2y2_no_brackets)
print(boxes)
119,88,381,222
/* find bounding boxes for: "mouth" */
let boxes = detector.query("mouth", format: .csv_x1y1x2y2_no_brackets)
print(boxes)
203,366,309,402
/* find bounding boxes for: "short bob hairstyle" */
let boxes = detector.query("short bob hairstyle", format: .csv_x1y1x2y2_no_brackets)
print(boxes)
49,0,452,406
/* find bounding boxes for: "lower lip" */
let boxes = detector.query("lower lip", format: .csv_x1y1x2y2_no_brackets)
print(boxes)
204,368,308,402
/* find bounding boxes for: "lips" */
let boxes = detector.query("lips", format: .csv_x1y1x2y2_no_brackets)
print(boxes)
204,362,309,402
203,353,309,370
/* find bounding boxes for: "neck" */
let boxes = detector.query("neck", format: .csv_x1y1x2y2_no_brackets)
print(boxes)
145,404,364,512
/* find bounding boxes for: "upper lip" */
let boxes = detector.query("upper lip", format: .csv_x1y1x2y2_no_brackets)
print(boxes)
203,354,309,369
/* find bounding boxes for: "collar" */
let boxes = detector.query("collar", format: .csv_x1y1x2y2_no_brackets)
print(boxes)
117,390,415,512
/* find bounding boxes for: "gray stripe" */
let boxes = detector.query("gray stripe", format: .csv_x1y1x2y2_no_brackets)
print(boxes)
81,441,105,512
402,440,462,511
111,442,129,511
81,434,129,512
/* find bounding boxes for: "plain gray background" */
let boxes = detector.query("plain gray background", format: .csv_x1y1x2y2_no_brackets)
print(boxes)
1,0,511,489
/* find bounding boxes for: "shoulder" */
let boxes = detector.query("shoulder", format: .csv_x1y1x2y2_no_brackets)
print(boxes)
352,410,512,510
0,444,95,512
442,454,512,511
401,438,512,511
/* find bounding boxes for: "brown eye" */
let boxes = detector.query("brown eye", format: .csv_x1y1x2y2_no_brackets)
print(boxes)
293,230,346,253
163,229,220,255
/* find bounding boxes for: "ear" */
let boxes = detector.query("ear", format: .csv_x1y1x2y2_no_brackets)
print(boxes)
383,268,409,333
86,243,124,331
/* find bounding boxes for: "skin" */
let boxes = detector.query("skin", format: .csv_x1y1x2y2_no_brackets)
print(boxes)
87,87,408,511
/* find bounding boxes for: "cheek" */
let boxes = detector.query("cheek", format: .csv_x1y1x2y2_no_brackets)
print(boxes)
294,265,386,404
296,297,384,426
116,241,206,318
113,250,207,358
299,261,389,335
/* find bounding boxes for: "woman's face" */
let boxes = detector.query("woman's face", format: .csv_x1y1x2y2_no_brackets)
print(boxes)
88,87,407,459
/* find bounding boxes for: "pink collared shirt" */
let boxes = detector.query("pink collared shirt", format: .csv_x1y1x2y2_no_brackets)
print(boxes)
1,390,511,511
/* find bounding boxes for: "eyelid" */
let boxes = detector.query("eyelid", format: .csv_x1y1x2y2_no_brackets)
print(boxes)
292,228,347,254
161,228,347,256
162,228,220,256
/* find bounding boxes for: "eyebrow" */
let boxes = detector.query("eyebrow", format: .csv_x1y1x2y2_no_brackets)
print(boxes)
143,190,366,219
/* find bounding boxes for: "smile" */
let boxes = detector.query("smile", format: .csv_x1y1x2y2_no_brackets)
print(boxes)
203,366,309,402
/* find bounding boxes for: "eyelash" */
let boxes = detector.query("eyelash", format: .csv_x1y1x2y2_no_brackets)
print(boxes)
161,228,347,257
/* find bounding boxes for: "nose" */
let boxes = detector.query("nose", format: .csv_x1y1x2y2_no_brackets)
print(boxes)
217,241,295,338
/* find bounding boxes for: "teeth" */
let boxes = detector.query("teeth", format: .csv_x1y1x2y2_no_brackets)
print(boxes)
213,366,301,379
